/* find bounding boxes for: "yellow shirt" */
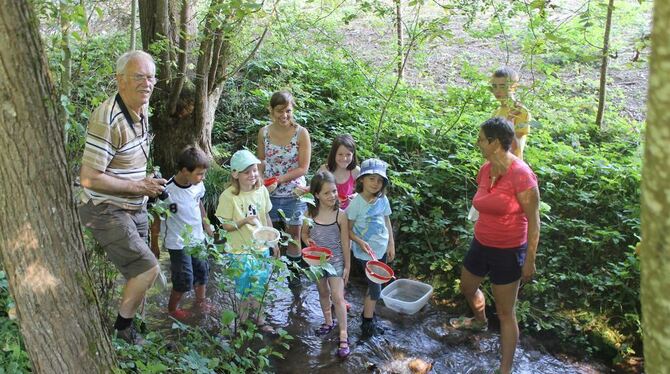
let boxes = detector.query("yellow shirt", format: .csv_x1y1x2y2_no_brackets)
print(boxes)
215,186,272,253
493,103,531,158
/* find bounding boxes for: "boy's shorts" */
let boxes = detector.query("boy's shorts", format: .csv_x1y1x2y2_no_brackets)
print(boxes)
79,201,158,279
168,248,209,293
463,238,527,285
355,254,388,301
269,196,306,226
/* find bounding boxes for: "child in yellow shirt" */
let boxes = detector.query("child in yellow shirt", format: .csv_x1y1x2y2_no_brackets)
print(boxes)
490,67,531,159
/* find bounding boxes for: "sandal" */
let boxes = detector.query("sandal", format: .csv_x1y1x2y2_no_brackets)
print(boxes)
337,338,350,358
315,322,337,336
449,316,488,332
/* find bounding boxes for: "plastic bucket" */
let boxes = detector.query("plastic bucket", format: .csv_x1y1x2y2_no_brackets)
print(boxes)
365,260,394,284
252,226,280,247
380,278,433,315
301,246,333,266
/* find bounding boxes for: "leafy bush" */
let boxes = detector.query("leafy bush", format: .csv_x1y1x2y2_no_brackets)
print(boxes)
212,46,642,364
0,271,32,373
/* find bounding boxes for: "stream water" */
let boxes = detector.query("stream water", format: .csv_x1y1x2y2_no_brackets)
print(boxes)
143,259,606,374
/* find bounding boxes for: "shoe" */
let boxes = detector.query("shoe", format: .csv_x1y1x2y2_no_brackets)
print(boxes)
315,321,337,336
115,325,146,345
288,274,301,288
169,309,193,321
361,318,382,338
449,316,488,332
337,338,351,358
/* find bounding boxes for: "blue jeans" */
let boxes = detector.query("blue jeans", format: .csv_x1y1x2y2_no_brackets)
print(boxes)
269,196,307,226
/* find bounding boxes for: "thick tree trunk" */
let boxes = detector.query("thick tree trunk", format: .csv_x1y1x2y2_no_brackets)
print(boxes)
0,2,116,373
139,0,225,176
640,0,670,371
595,0,614,128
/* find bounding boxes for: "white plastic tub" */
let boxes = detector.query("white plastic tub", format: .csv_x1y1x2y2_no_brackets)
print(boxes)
381,279,433,315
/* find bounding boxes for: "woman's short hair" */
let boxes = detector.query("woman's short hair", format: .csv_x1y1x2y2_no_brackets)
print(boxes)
481,117,515,152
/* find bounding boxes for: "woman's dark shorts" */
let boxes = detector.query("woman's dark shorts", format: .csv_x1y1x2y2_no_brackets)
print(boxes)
168,249,209,293
463,238,527,285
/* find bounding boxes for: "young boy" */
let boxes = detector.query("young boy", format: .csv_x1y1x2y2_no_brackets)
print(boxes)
490,67,532,159
151,146,213,320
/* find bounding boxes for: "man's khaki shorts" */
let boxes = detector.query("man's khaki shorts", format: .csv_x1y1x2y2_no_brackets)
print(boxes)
79,201,158,279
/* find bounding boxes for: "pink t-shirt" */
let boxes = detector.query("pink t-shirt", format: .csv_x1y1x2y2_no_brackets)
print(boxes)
473,159,538,248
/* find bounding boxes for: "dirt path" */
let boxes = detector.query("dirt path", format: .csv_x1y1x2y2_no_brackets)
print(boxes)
338,2,649,122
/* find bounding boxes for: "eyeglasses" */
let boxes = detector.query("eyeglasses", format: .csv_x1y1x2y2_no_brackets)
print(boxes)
127,74,157,84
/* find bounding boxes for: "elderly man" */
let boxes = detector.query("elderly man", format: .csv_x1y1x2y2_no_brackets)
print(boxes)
79,50,166,345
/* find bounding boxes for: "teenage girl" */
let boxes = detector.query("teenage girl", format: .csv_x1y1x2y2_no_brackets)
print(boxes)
347,158,395,338
318,134,360,210
301,171,351,358
257,91,311,287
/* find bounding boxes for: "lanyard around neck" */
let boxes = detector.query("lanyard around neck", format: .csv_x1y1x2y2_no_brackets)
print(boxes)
115,93,149,161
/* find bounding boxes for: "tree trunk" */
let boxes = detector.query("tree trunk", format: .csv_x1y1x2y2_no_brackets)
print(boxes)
640,0,670,371
0,2,116,373
395,0,403,80
130,0,137,50
139,0,228,175
595,0,614,129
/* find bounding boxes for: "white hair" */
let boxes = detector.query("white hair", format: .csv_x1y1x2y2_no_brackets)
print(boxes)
116,50,156,75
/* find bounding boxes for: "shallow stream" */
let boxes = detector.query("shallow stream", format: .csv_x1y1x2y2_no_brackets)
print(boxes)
144,259,605,374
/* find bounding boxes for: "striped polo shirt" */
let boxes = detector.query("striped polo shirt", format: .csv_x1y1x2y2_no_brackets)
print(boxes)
81,93,150,210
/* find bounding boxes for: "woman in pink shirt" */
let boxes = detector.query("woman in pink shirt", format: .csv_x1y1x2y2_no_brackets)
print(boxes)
450,117,541,374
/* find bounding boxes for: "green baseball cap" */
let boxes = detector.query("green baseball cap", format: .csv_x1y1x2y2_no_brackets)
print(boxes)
230,149,261,172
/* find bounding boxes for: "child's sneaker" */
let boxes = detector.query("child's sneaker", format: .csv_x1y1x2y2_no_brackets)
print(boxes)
288,274,302,288
169,309,192,321
361,318,383,338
